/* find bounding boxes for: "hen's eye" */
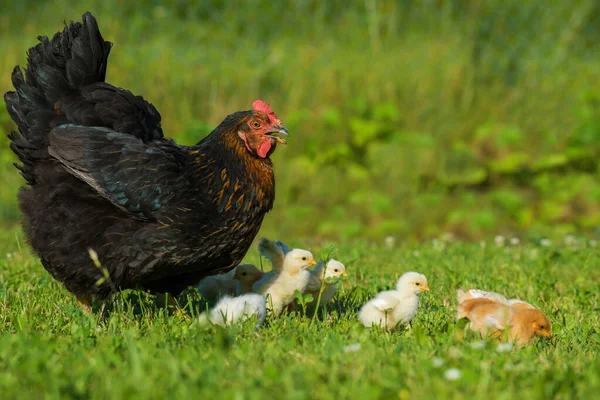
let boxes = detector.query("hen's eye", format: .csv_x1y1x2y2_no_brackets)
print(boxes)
250,120,262,129
302,257,307,261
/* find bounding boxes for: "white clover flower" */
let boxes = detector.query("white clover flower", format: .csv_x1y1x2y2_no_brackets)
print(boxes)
480,241,486,249
384,236,396,248
444,368,462,381
469,341,486,350
540,238,552,247
343,343,362,353
509,237,520,246
431,357,445,368
589,240,597,248
494,235,505,247
503,362,515,371
564,235,577,247
447,347,462,359
496,343,514,352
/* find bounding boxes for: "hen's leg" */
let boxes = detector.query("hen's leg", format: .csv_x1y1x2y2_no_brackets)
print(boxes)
76,294,94,315
156,292,179,308
156,293,191,320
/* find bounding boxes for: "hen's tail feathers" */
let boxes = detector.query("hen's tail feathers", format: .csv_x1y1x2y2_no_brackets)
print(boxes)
5,12,111,185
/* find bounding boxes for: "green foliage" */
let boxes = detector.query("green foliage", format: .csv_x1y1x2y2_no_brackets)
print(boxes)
0,227,599,399
1,0,600,240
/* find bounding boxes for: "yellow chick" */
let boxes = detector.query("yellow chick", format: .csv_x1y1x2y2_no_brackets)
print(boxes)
358,272,430,330
304,259,348,308
252,248,317,315
233,264,265,295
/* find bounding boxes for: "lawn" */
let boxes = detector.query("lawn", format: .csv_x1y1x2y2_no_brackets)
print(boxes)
0,225,598,399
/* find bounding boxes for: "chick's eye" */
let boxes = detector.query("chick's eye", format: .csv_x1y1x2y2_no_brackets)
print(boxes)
334,269,339,272
302,257,307,261
250,120,262,129
415,282,420,286
242,272,247,276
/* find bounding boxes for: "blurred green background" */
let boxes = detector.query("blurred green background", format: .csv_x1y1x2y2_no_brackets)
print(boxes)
2,0,600,242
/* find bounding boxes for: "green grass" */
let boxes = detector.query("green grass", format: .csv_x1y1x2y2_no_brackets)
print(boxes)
3,1,600,239
0,225,598,399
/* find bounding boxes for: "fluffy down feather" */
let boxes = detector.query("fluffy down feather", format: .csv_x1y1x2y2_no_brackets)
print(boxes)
457,297,552,346
252,248,316,315
197,294,267,329
358,272,429,330
304,259,347,308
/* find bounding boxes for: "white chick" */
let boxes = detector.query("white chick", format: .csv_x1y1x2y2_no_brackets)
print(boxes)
197,293,267,329
304,259,347,307
252,248,317,315
233,264,265,295
257,238,291,272
358,272,430,330
196,269,238,302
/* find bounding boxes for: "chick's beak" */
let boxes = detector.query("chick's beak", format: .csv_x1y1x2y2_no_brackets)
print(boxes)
421,284,430,292
268,125,289,145
342,271,348,276
308,259,317,266
541,330,552,339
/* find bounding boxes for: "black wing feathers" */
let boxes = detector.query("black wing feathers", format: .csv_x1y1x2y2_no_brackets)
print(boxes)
48,125,184,220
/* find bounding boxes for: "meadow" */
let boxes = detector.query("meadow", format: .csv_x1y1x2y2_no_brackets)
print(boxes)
1,1,600,399
2,0,600,240
1,226,599,399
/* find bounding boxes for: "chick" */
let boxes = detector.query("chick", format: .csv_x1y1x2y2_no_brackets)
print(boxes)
304,259,348,308
233,264,265,295
252,248,317,315
196,269,238,302
358,272,430,330
457,296,552,346
257,238,291,273
197,293,267,329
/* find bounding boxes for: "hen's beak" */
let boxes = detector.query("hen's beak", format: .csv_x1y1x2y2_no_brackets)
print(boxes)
268,125,289,145
421,284,430,292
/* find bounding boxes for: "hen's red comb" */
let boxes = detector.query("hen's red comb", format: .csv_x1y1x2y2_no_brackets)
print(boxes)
252,100,281,125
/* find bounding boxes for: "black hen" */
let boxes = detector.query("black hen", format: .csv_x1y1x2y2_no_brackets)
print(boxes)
4,13,289,306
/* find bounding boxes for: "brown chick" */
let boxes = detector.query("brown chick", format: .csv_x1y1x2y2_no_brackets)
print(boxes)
457,297,552,346
233,264,265,295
